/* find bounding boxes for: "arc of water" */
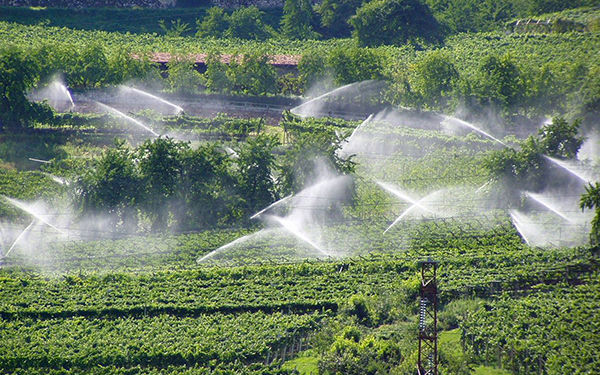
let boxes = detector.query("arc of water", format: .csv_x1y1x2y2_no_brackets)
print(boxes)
1,196,66,235
544,155,594,184
383,190,439,234
58,83,75,109
376,181,433,214
267,215,330,257
525,192,573,223
96,101,159,137
250,195,293,220
348,114,374,141
197,230,267,263
291,80,376,116
120,86,183,114
441,115,506,146
476,180,492,193
510,211,531,245
42,172,69,186
4,220,35,258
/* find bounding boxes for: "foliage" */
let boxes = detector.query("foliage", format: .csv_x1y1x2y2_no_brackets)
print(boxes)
297,48,331,90
228,53,279,96
463,54,525,114
226,6,272,41
166,57,203,94
279,113,356,194
281,0,319,40
463,281,600,375
538,117,584,159
427,0,514,34
317,0,363,38
196,7,229,38
350,0,441,47
203,52,232,93
319,329,402,375
138,137,186,231
482,136,547,202
158,18,192,37
0,45,42,129
236,134,280,214
328,46,383,85
580,182,600,244
74,140,141,231
411,50,459,109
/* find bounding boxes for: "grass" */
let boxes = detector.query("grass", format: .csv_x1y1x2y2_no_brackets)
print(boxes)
473,365,512,375
281,351,319,375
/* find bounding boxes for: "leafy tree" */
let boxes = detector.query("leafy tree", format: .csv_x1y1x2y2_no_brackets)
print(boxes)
176,143,237,229
137,138,185,231
578,65,600,116
158,19,191,37
483,136,547,204
467,54,525,113
281,0,319,40
235,134,280,214
580,183,600,245
228,53,278,95
350,0,441,47
538,117,584,159
426,0,514,33
226,6,271,40
526,63,564,116
70,43,110,88
196,7,229,38
279,113,355,194
0,46,42,129
317,0,363,37
328,46,383,85
74,140,141,231
298,48,330,90
204,52,233,93
166,57,203,95
106,48,152,85
411,50,458,109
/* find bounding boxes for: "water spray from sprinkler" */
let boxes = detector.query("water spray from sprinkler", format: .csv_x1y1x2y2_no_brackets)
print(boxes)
440,114,507,146
120,86,184,115
524,191,573,223
250,195,293,220
1,196,66,235
3,220,35,258
266,215,330,257
96,101,159,137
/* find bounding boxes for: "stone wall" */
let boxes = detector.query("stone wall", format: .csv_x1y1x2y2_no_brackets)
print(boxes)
210,0,284,8
0,0,292,7
0,0,171,7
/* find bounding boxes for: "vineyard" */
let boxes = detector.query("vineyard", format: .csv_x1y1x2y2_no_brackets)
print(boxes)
1,1,600,375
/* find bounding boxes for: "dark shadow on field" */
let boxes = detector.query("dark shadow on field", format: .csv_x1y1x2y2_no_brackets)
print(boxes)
0,6,283,35
0,133,69,170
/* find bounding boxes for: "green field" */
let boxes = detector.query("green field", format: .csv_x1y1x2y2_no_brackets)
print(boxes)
1,1,599,374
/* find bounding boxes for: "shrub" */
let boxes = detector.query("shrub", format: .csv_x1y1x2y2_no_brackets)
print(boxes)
166,57,203,95
0,45,41,129
228,53,278,95
350,0,441,47
196,7,229,38
226,6,271,40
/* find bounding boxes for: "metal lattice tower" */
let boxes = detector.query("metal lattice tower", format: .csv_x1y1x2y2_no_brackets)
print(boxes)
417,259,438,375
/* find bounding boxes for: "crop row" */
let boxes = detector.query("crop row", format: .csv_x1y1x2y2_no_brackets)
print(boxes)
463,279,600,375
0,311,321,372
1,245,596,318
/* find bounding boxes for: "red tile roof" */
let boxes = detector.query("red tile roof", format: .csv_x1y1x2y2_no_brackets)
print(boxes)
147,52,300,66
